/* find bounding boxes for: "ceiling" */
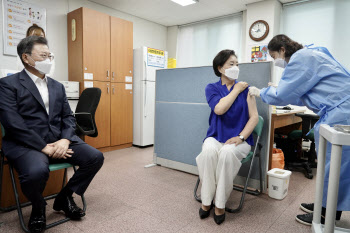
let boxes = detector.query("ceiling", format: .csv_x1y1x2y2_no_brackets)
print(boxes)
89,0,298,27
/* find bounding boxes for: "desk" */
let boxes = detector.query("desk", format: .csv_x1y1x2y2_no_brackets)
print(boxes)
269,110,305,169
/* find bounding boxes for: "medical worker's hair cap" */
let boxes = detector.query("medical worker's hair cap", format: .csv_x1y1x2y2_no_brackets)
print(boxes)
268,34,303,58
213,49,237,77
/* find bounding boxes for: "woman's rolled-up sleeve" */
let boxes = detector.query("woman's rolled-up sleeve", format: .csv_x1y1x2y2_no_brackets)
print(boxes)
205,84,221,111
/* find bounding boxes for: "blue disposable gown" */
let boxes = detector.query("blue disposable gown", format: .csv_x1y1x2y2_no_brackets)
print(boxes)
260,46,350,211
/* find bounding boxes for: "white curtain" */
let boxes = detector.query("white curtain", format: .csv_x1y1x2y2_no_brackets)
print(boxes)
281,0,350,68
176,15,243,68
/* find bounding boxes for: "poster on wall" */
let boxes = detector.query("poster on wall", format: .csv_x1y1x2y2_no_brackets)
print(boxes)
147,47,165,68
2,0,46,56
251,44,269,62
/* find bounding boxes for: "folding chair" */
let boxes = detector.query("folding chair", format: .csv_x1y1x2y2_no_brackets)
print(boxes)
0,124,86,232
0,87,101,232
194,115,264,213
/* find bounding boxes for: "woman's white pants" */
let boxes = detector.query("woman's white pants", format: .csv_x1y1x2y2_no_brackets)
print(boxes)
196,137,251,209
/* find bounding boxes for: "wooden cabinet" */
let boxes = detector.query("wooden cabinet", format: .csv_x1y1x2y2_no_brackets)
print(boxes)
83,8,111,82
111,17,133,83
68,7,133,150
111,83,133,146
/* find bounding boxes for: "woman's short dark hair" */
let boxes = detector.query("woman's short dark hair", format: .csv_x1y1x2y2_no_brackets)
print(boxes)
17,36,48,65
26,23,45,37
268,34,303,58
213,49,237,77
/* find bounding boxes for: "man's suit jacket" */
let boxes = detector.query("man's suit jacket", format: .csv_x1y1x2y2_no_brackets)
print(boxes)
0,70,83,160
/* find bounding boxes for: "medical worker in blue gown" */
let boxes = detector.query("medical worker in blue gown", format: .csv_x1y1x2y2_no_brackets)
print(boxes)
249,34,350,226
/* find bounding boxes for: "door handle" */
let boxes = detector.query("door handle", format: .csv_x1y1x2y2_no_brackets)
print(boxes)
107,70,109,79
144,61,147,81
113,87,115,94
112,72,115,80
144,82,147,117
107,85,110,94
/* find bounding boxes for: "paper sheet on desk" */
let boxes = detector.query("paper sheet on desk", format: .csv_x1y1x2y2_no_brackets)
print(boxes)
276,110,291,114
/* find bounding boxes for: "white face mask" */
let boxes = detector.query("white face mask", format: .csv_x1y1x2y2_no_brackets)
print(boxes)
274,58,287,69
28,56,53,75
223,66,239,80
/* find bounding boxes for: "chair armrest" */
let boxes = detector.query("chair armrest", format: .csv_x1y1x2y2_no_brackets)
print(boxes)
74,112,95,136
74,112,92,116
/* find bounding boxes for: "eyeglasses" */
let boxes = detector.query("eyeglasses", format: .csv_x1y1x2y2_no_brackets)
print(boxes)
27,52,54,61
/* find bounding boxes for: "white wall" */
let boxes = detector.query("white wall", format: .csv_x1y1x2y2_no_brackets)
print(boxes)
240,10,247,62
0,0,68,80
245,0,282,63
166,26,178,59
0,0,167,81
244,0,282,85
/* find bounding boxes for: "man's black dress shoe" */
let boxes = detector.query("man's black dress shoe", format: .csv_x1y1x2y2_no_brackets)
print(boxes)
28,207,46,233
214,212,225,225
53,194,85,220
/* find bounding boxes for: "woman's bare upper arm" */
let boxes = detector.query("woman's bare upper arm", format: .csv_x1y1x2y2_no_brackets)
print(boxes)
247,93,258,118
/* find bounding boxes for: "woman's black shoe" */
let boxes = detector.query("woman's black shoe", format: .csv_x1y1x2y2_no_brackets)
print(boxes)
214,212,225,225
199,204,213,219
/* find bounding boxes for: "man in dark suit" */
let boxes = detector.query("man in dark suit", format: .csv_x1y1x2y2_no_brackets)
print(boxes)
0,36,104,233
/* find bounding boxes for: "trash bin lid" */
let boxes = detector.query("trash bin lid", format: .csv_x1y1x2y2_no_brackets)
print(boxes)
267,168,292,179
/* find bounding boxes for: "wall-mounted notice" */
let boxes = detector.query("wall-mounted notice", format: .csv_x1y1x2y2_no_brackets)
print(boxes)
147,47,165,68
2,0,46,56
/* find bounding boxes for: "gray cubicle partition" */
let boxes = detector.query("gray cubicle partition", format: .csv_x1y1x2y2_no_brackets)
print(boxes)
154,62,272,190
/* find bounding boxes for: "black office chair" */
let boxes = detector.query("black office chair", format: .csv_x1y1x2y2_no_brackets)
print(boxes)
0,87,101,232
75,87,101,137
278,113,319,179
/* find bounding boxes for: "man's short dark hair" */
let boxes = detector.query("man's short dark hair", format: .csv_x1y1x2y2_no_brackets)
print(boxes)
212,49,237,77
17,36,48,65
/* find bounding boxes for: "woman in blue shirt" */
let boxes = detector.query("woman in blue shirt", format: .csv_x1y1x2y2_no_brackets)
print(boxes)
196,50,259,225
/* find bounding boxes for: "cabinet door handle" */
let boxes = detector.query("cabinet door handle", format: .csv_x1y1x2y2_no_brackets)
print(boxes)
107,86,110,93
113,87,115,94
112,72,115,79
107,70,109,79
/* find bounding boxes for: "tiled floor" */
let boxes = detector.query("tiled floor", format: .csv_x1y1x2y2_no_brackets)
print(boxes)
1,146,349,232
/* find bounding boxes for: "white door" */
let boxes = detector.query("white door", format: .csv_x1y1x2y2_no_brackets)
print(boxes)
141,80,156,146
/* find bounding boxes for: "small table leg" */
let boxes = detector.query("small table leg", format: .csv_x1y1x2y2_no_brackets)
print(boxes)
313,135,327,224
324,144,342,233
